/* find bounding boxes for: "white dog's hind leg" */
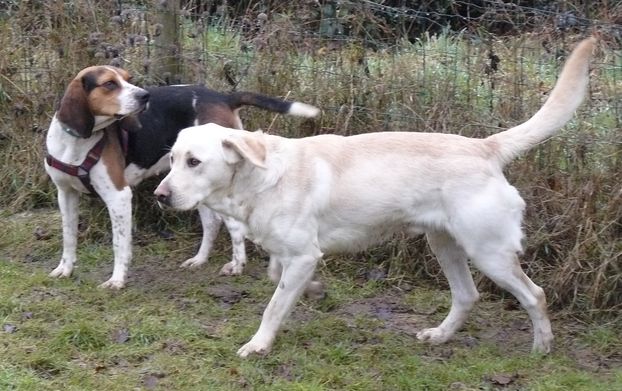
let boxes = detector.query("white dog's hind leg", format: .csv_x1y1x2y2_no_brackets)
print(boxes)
219,217,247,276
98,187,133,289
417,231,480,344
181,205,222,268
50,187,80,278
452,185,553,353
471,251,553,354
237,254,318,357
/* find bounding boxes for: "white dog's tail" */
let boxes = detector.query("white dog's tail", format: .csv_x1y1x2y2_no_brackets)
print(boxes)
486,37,596,166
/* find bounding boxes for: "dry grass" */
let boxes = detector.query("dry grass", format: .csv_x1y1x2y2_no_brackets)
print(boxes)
0,1,620,319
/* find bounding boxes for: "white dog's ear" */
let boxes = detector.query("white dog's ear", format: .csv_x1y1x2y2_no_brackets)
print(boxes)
222,134,267,168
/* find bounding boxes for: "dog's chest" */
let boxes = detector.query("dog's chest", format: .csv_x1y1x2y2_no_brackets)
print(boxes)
46,123,103,165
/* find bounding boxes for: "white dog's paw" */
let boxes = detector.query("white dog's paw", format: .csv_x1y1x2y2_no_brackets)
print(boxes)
416,327,451,344
49,263,72,278
219,260,244,276
237,338,272,358
532,332,553,355
98,278,125,290
180,256,207,269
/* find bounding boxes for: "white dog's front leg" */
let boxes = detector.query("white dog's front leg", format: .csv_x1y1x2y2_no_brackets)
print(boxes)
237,254,318,357
219,217,247,276
98,187,132,289
50,187,80,278
180,205,223,268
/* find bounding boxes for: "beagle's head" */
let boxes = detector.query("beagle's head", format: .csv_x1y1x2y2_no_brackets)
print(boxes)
57,66,149,138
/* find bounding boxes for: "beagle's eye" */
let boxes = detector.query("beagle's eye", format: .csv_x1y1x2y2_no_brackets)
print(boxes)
101,80,118,90
187,157,201,168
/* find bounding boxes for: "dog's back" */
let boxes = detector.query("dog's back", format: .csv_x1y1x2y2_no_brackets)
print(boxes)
123,85,319,183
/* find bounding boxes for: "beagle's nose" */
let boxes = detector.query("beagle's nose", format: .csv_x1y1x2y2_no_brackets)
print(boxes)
136,90,150,104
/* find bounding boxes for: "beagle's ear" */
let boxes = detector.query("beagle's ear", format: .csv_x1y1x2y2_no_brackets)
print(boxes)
222,133,267,168
56,74,96,138
118,114,143,132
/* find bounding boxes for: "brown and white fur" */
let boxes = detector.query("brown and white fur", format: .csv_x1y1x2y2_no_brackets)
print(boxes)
154,37,595,356
45,65,319,289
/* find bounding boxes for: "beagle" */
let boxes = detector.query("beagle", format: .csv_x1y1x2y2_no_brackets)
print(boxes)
45,65,319,289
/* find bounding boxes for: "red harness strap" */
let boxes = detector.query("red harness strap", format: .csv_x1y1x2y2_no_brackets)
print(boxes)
46,135,107,197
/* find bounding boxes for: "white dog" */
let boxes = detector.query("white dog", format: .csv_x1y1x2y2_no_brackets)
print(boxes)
154,37,595,357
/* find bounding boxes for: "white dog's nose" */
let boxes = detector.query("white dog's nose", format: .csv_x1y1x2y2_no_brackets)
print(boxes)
154,183,171,206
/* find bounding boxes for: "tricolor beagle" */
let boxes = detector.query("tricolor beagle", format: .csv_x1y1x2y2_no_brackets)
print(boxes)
45,65,319,289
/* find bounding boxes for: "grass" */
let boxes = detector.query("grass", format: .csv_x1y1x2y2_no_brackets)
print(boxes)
0,2,621,389
0,209,620,390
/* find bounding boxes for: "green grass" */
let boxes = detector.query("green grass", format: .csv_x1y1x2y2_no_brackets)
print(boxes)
0,3,621,388
0,209,620,390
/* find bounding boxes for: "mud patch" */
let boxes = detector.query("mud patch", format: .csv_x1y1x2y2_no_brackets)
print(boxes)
336,294,428,337
332,290,621,372
205,284,248,309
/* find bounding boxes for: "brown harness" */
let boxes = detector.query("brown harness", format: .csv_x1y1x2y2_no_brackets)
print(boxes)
45,128,128,197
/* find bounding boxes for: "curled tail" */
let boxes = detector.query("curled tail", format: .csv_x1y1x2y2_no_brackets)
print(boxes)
227,92,320,118
487,37,596,166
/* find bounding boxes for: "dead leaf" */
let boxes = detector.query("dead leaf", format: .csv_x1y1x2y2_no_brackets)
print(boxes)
366,266,387,281
142,374,159,390
142,372,166,390
3,324,17,333
206,285,247,306
94,364,107,373
112,328,130,344
277,362,295,381
489,372,518,386
34,226,51,240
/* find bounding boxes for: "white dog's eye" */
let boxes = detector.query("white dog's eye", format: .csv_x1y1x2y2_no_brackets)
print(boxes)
187,157,201,168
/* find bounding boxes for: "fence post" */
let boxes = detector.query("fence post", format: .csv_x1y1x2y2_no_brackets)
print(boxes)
153,0,180,84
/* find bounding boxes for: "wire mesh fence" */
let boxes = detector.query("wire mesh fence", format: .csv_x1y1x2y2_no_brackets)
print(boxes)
0,1,620,315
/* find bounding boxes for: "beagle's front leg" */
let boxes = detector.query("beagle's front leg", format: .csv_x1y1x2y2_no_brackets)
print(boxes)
181,207,248,277
97,186,133,289
49,187,80,278
218,216,247,276
180,205,222,268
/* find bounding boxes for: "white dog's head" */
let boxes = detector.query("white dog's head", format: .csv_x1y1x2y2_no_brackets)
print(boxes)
154,123,267,211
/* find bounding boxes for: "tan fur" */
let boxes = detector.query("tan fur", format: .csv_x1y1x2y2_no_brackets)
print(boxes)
100,126,128,191
57,66,134,137
72,66,128,116
223,133,267,167
197,104,241,129
57,77,94,136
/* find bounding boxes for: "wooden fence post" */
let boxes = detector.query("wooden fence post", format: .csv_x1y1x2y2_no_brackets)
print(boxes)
153,0,180,84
